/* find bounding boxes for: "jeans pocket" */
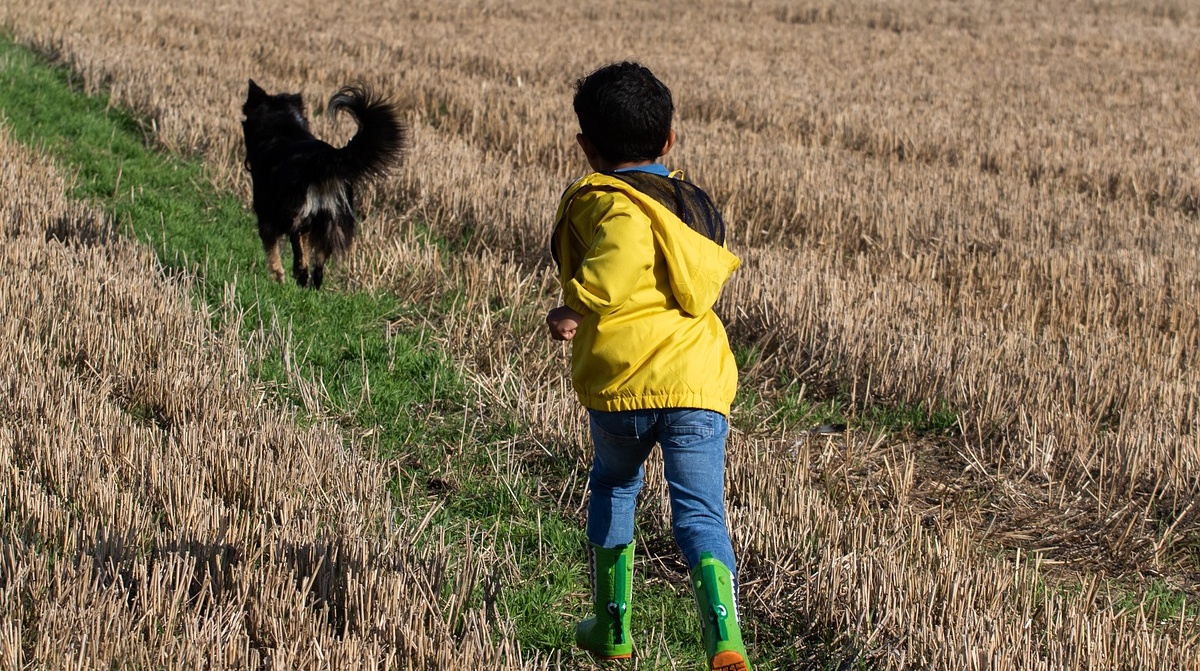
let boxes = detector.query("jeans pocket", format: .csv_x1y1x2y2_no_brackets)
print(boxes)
664,408,722,439
589,410,644,448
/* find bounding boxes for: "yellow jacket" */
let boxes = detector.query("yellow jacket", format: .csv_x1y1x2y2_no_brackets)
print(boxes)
551,172,741,415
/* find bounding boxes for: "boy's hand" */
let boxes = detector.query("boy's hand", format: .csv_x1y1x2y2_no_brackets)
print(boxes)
546,305,584,341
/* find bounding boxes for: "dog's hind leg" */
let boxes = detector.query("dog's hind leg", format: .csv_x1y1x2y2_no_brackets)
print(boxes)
263,237,285,283
290,231,310,287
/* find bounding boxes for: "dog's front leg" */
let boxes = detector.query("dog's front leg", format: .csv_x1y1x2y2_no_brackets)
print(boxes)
309,250,326,290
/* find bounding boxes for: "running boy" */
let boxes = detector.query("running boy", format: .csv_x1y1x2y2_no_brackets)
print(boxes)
546,61,751,671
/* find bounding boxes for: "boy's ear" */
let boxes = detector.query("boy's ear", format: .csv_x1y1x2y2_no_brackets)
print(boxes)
659,129,677,158
577,133,600,162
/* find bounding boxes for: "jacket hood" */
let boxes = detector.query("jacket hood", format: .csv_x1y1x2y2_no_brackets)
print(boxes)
555,173,741,317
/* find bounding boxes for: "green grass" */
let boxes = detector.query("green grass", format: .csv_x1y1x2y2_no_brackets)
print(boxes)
0,36,801,669
1116,578,1199,625
736,369,959,440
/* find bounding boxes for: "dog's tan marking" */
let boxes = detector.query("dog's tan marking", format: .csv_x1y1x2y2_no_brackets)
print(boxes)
296,232,309,268
292,231,310,282
265,239,285,282
309,242,328,272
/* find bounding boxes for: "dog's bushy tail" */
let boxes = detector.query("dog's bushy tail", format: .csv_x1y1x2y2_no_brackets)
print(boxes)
326,85,407,182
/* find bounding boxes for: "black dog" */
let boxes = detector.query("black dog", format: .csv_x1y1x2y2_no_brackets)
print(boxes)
241,79,405,288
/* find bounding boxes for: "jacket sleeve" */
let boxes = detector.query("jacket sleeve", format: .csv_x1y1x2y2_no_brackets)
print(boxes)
562,189,653,317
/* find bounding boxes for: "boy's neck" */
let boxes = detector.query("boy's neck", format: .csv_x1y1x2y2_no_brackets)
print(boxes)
578,130,676,173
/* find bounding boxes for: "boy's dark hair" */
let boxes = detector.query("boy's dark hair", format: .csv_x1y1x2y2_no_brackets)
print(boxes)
573,62,673,165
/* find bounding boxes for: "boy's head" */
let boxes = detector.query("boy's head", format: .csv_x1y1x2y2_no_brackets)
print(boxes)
573,62,674,167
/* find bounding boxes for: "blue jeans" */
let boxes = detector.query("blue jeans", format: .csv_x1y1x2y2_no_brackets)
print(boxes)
586,408,737,574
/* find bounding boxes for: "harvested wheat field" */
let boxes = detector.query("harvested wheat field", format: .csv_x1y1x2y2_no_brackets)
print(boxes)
1,0,1198,669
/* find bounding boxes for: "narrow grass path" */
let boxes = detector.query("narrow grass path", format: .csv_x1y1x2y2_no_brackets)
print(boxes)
0,37,790,669
0,40,455,440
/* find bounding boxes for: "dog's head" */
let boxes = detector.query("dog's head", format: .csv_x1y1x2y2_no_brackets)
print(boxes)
242,79,310,158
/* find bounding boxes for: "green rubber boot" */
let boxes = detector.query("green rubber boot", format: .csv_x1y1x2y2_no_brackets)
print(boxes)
576,542,635,661
691,553,751,671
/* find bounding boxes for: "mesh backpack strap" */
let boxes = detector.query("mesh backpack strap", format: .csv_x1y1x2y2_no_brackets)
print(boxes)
602,171,726,245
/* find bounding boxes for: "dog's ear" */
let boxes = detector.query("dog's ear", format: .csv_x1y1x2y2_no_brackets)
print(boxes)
285,93,304,112
244,79,268,114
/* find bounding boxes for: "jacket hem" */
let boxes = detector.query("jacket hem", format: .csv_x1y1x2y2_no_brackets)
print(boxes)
577,392,732,417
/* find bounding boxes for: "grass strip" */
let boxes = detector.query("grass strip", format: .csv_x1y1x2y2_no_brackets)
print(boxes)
0,38,456,440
